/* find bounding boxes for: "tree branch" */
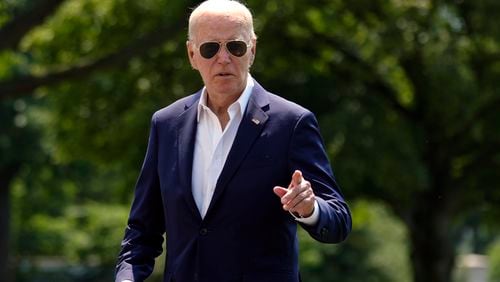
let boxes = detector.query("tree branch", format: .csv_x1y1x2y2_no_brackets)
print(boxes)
0,0,200,101
0,0,67,51
0,20,185,100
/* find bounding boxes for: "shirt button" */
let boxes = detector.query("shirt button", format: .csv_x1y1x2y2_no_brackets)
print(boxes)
199,228,208,236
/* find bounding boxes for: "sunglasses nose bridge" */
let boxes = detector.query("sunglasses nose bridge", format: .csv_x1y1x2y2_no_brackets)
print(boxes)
215,42,232,61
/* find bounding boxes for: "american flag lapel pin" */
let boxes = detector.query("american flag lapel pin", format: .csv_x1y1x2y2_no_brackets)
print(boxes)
251,118,260,125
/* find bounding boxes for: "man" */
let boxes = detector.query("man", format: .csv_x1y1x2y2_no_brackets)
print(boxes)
115,1,351,281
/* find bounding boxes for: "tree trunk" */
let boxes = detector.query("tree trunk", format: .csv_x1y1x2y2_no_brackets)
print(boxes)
407,191,455,282
0,166,18,282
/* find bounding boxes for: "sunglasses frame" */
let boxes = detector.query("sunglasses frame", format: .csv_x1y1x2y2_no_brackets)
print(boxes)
197,40,252,59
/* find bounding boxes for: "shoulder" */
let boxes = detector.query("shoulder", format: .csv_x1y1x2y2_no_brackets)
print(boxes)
253,80,312,120
267,92,310,116
262,91,315,128
151,92,200,123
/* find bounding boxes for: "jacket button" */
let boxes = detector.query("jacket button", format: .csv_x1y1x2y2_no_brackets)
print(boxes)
320,227,329,238
199,228,208,236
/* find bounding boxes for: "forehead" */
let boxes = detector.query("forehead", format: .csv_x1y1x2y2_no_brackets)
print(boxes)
192,12,250,42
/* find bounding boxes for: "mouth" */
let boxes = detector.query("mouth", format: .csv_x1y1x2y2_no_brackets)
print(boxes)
216,72,233,77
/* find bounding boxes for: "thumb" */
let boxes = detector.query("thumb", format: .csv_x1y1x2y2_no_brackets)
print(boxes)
273,186,288,198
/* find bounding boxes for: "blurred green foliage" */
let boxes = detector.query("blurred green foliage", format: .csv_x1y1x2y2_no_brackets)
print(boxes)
299,200,410,282
488,240,500,282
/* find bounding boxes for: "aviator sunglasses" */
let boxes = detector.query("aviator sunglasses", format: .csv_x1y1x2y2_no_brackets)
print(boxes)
198,40,251,59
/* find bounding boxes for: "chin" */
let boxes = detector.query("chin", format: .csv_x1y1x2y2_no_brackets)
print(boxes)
212,82,242,95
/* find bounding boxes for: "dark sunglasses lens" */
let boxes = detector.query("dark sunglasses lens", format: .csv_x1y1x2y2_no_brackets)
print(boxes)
200,42,220,59
227,41,247,57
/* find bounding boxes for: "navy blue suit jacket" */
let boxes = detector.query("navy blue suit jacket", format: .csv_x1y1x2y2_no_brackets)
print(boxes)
115,80,351,282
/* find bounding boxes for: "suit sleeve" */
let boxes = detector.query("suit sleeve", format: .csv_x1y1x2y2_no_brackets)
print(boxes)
288,110,352,243
115,114,165,282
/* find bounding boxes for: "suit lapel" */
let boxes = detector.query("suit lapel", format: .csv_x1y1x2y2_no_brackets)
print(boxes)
177,92,202,221
205,82,270,219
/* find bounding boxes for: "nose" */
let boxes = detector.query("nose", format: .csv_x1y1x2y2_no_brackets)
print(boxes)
215,44,231,64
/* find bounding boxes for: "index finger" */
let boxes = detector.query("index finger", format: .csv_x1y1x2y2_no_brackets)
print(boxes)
289,170,303,188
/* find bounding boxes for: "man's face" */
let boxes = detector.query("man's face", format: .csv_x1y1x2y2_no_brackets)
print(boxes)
187,12,256,99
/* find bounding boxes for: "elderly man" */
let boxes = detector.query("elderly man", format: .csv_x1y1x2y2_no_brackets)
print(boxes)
115,1,351,281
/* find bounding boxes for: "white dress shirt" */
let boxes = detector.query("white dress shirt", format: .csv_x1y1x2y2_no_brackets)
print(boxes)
191,76,254,218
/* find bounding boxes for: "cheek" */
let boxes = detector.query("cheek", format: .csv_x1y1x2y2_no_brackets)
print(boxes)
199,63,212,74
191,57,205,71
196,65,213,83
238,59,251,71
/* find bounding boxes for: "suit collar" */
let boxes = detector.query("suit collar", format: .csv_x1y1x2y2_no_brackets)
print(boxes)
177,89,202,221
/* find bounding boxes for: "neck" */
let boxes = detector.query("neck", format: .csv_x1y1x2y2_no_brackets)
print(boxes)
207,96,231,130
206,92,239,115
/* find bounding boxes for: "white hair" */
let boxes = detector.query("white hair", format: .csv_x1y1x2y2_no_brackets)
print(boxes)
188,0,257,41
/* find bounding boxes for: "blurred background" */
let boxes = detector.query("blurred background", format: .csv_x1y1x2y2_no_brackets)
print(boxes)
1,0,499,281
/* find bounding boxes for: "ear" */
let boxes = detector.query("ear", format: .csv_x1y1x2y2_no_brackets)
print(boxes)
249,39,257,66
186,41,198,70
